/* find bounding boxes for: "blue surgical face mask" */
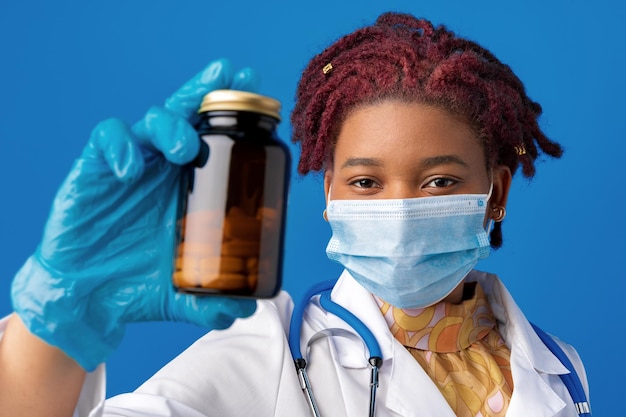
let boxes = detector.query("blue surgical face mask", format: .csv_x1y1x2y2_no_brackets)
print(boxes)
325,188,492,308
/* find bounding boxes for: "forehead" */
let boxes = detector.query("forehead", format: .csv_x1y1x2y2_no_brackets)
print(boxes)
333,101,486,168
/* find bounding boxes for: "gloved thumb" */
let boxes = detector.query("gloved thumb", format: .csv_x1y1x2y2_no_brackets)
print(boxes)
164,291,257,329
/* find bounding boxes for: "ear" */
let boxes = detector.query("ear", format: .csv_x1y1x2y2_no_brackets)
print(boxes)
490,164,512,220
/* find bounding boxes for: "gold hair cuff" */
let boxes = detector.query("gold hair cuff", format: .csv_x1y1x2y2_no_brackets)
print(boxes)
323,63,333,75
514,145,526,156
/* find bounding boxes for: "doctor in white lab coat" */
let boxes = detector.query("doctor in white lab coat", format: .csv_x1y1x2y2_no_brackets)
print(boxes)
0,12,591,417
23,271,584,417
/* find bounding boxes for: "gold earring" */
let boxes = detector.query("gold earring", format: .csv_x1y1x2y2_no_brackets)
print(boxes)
491,206,506,222
323,209,328,222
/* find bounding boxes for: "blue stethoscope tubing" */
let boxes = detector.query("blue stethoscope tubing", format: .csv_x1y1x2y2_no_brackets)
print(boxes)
288,279,382,417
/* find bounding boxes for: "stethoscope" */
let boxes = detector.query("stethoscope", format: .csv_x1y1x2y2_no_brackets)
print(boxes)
287,279,592,417
288,279,382,417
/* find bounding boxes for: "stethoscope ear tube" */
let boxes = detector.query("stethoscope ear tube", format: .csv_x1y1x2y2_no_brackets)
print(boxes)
288,279,338,360
289,280,337,417
289,280,384,417
318,290,383,417
318,290,382,360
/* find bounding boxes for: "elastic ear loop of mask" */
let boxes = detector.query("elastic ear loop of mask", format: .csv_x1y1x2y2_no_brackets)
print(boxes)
323,186,332,222
485,181,495,234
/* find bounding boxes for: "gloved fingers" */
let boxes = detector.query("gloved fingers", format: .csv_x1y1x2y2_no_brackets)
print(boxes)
130,65,261,166
163,58,235,120
81,61,259,174
131,106,199,165
163,59,261,120
83,118,145,182
230,67,260,92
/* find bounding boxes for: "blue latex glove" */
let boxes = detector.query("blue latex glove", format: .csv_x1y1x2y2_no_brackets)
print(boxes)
11,59,259,372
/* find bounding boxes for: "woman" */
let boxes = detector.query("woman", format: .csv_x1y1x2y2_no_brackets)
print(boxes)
0,12,589,417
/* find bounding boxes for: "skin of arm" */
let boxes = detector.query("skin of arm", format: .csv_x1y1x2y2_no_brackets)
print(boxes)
0,313,86,417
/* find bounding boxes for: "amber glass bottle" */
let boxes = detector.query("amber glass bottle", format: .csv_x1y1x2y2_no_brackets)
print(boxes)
173,90,290,298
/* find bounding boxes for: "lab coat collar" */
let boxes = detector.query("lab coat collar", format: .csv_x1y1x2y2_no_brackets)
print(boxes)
473,271,570,375
324,269,572,417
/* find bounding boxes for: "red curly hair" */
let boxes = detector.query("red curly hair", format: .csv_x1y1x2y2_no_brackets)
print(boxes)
290,12,563,248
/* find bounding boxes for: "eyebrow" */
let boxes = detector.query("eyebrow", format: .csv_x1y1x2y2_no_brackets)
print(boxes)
340,155,469,169
341,157,383,169
420,155,469,168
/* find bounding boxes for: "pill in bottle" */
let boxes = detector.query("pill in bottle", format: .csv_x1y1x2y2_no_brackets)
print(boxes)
173,90,291,298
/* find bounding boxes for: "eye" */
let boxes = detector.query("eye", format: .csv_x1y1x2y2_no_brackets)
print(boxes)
425,177,457,188
350,178,380,189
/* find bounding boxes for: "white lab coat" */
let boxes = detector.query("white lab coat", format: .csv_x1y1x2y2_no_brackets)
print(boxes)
0,270,590,417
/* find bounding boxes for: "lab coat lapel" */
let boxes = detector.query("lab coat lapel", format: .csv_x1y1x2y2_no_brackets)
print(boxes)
384,342,456,417
506,348,568,417
475,271,570,417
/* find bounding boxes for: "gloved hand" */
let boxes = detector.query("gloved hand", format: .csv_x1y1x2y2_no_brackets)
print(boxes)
11,59,259,372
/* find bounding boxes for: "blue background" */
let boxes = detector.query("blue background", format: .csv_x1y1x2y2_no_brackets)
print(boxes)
1,1,623,414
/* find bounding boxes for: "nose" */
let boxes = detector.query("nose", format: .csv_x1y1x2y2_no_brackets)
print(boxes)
382,183,421,200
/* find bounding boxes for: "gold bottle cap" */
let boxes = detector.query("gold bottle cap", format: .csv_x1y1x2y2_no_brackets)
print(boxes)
198,90,281,121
